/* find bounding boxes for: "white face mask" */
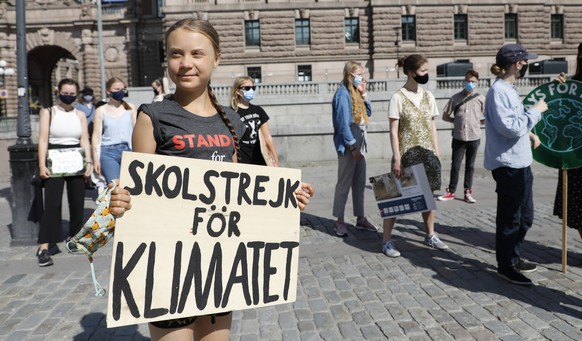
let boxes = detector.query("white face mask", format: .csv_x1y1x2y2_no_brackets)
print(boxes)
352,74,363,87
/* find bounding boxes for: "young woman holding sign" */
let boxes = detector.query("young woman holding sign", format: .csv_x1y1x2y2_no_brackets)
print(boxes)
107,18,314,341
382,54,448,258
36,78,92,267
484,44,547,286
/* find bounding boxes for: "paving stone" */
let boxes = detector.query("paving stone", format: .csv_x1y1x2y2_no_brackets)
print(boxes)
1,159,581,340
337,321,365,340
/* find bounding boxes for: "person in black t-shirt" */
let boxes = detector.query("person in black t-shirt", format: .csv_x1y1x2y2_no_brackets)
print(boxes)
230,76,280,166
107,18,314,341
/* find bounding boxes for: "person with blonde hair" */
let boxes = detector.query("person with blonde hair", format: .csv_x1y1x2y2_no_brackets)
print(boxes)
105,18,314,341
484,44,548,286
230,76,279,166
331,60,379,237
383,54,448,258
92,77,137,184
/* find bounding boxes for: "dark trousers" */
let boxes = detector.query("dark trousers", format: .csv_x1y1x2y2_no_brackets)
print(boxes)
38,175,86,244
492,166,534,272
447,138,480,193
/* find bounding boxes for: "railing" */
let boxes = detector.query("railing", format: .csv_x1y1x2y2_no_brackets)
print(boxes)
435,75,553,90
211,75,556,98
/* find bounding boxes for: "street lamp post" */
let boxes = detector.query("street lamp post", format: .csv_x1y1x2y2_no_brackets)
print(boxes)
0,60,16,117
8,0,38,246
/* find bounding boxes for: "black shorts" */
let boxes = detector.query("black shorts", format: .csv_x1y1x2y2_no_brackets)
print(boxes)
149,312,232,329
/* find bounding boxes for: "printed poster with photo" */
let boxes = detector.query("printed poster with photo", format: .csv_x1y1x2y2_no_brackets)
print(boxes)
369,163,436,219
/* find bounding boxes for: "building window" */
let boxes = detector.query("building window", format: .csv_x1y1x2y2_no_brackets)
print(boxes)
401,15,416,42
454,14,468,41
295,19,311,46
344,17,360,43
298,65,312,82
245,20,260,47
551,14,564,40
247,66,262,84
504,13,518,40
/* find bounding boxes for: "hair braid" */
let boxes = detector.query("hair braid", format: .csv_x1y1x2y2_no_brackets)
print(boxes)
207,84,241,163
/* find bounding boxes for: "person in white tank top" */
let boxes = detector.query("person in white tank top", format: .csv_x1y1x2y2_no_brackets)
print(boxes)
36,78,93,267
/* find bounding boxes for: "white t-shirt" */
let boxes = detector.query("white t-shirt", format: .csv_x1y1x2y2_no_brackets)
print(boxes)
387,87,439,120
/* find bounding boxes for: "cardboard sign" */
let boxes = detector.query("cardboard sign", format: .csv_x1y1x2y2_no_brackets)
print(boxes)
524,80,582,169
106,152,301,327
369,163,436,219
47,147,86,177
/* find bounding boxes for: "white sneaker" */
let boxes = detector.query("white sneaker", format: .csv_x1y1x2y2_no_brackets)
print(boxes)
381,240,401,258
425,234,449,250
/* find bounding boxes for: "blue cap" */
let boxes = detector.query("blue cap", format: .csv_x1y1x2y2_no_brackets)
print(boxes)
496,44,538,66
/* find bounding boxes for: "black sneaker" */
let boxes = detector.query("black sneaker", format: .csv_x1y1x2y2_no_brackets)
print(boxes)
514,259,538,273
497,269,532,286
48,243,61,256
37,249,54,267
35,244,61,257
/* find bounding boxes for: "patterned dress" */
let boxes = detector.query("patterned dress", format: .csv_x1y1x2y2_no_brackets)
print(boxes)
553,168,582,230
395,89,441,191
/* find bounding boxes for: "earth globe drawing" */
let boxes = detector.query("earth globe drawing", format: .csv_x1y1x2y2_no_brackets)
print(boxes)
526,80,582,170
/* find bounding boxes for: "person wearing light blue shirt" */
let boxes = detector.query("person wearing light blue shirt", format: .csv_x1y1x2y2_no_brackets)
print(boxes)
484,44,548,286
331,61,378,237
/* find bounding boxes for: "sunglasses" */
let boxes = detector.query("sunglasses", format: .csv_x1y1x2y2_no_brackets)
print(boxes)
240,86,256,91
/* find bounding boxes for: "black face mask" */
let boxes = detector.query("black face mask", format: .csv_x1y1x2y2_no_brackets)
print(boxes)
518,63,528,79
413,73,429,84
59,94,76,105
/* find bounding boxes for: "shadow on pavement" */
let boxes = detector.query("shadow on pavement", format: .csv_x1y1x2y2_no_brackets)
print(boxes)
0,186,11,202
73,312,149,341
301,211,582,324
403,234,582,324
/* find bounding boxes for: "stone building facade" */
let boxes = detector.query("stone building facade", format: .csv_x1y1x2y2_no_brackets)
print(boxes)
0,0,581,117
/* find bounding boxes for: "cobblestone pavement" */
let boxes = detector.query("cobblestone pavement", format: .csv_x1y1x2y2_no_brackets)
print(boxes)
1,156,582,340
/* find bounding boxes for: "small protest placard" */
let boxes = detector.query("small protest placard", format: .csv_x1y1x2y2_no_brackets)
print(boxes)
369,163,436,219
106,152,302,327
47,147,86,177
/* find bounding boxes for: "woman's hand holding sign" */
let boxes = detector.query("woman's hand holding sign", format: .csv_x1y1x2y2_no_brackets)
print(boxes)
109,181,132,217
296,182,315,211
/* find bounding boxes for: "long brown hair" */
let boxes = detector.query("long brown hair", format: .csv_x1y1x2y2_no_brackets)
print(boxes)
230,76,254,111
340,61,368,124
165,18,241,162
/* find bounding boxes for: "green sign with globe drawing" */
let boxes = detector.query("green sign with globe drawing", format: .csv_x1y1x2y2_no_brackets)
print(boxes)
523,80,582,170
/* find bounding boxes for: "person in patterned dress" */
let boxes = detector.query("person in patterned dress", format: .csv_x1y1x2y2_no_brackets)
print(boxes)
553,42,582,240
381,54,449,258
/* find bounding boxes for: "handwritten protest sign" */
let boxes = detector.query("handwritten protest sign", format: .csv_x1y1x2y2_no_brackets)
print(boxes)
369,163,436,219
106,152,302,327
47,147,86,177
